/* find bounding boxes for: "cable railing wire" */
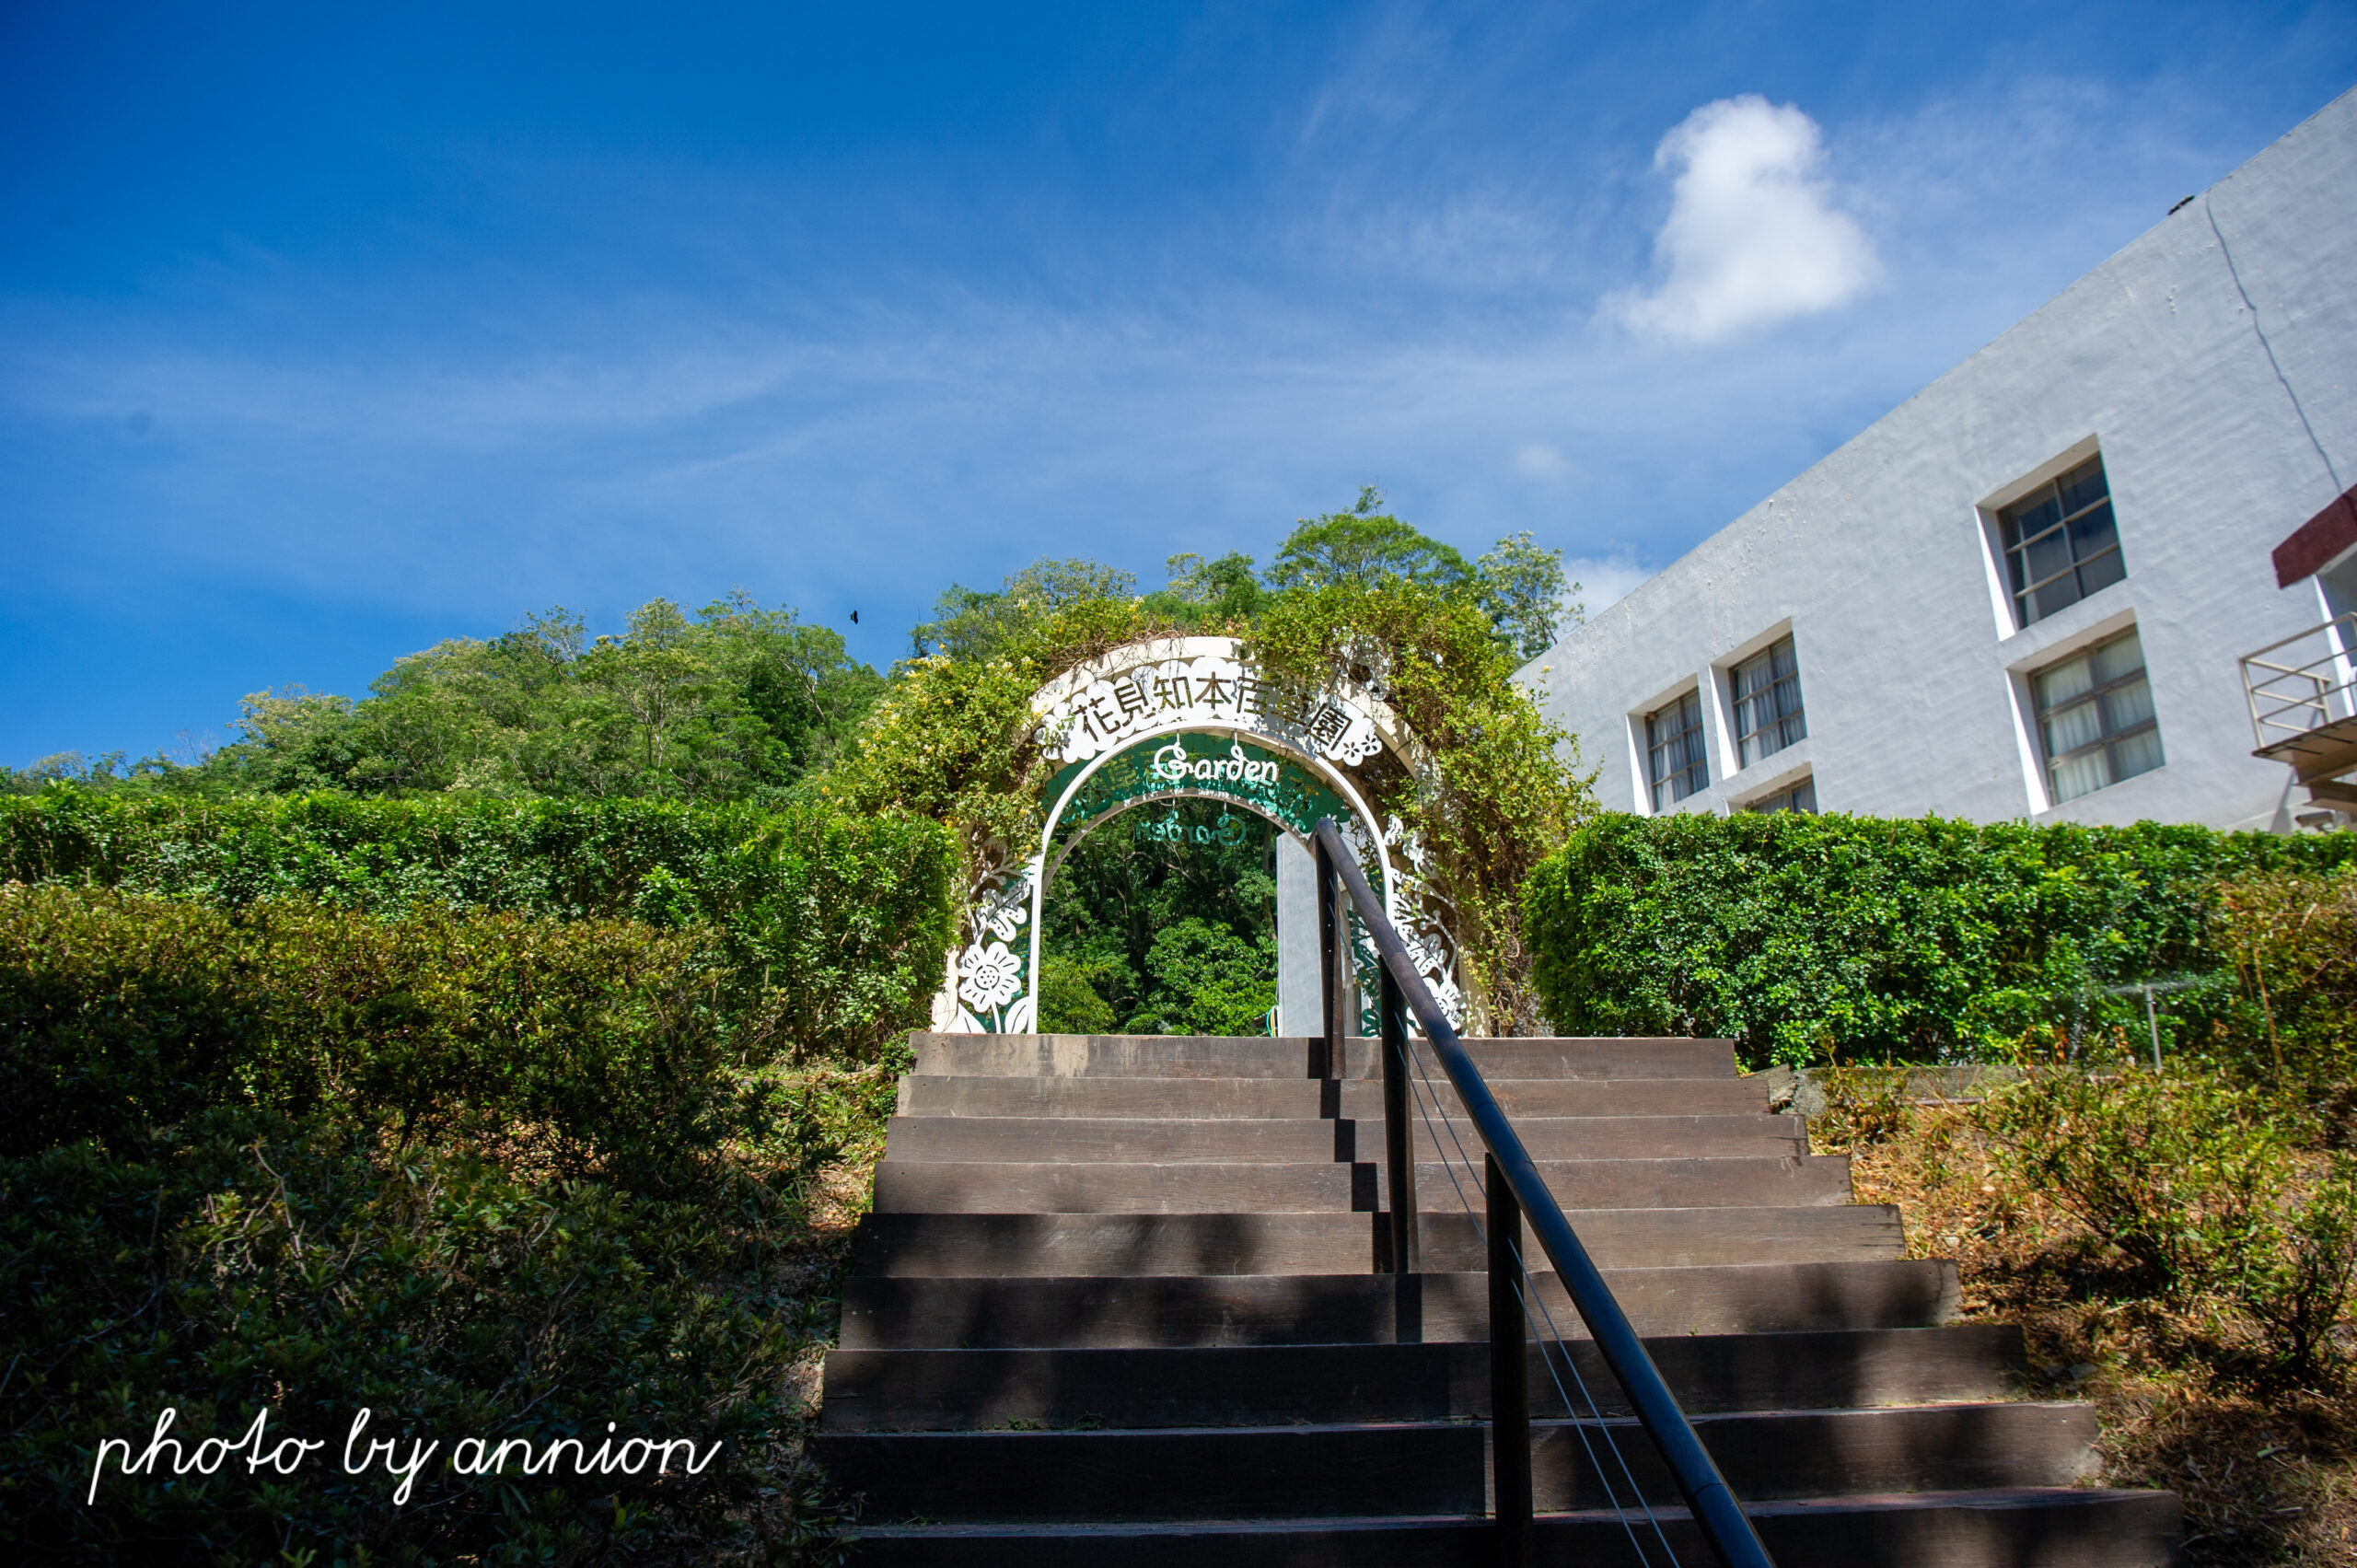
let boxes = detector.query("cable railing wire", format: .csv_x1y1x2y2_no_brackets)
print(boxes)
1396,1043,1678,1564
1312,816,1775,1568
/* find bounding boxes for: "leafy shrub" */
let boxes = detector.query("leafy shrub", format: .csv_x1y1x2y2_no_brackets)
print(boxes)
0,885,768,1174
2216,865,2357,1092
1980,1061,2357,1389
1,1108,828,1564
1522,812,2357,1066
0,885,882,1562
0,787,956,1061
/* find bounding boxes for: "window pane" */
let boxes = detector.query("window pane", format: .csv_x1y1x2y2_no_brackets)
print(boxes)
2036,654,2095,709
2102,675,2155,732
2008,493,2063,540
2051,749,2110,803
1771,640,1798,680
2110,726,2165,782
2024,528,2074,585
2056,459,2108,517
2093,629,2144,684
1790,777,1817,812
2067,498,2118,554
2074,547,2126,600
2043,698,2105,758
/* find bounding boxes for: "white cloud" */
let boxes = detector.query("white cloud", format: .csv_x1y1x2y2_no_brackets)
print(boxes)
1562,553,1651,619
1617,95,1879,343
1513,441,1567,477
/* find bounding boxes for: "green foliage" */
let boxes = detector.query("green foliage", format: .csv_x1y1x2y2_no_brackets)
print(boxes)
1522,811,2357,1068
4,1113,830,1564
1038,801,1277,1033
1264,490,1573,660
906,559,1141,663
0,886,764,1171
1253,577,1589,1032
2216,865,2357,1089
0,787,957,1063
1035,952,1120,1034
1980,1057,2357,1390
7,596,884,806
1266,487,1476,594
0,881,877,1562
1143,551,1267,629
1128,917,1277,1036
1473,530,1579,662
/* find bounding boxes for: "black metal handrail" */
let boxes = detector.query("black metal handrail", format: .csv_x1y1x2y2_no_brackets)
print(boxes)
1312,818,1774,1568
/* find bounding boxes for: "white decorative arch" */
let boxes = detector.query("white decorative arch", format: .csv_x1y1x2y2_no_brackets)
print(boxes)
935,635,1461,1035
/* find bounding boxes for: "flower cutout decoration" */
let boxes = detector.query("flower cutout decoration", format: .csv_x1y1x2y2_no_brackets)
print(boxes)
958,941,1024,1012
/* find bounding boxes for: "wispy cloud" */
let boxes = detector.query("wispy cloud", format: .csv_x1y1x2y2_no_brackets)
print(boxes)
1616,95,1880,343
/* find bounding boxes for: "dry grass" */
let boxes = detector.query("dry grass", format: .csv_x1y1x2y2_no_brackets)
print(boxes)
1811,1074,2357,1565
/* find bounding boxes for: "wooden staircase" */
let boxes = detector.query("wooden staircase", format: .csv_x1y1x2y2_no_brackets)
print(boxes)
816,1032,2184,1565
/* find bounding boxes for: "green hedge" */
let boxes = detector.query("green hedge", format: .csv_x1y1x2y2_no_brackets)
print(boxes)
1521,813,2357,1068
0,786,958,1062
0,886,772,1169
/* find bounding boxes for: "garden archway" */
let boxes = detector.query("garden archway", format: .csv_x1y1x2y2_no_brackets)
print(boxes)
935,635,1465,1034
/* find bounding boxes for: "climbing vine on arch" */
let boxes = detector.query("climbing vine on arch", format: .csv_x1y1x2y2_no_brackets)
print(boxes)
829,575,1591,1035
1248,579,1593,1034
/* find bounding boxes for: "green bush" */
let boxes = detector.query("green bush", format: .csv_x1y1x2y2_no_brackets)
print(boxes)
1521,812,2357,1067
1980,1060,2357,1390
0,886,767,1173
2,1108,822,1563
0,786,957,1062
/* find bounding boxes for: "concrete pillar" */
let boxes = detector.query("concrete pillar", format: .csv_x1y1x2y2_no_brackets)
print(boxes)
1274,832,1323,1037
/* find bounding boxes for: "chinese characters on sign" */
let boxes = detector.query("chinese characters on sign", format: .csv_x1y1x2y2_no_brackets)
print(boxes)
1040,653,1384,769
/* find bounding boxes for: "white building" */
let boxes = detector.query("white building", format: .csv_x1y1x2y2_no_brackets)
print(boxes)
1521,85,2357,835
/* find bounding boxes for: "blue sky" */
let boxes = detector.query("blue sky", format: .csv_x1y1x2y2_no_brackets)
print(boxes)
5,2,2355,768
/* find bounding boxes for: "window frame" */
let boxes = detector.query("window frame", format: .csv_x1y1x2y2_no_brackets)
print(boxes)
2031,626,2164,805
1739,774,1817,815
1729,634,1806,770
1997,455,2124,629
1644,690,1709,812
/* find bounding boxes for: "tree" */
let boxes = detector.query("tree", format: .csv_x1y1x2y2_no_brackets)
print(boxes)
1265,487,1473,593
909,559,1138,663
1475,531,1581,661
1153,551,1266,625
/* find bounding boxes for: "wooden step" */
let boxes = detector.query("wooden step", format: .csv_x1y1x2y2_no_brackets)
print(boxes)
908,1033,1742,1081
898,1074,1771,1120
817,1324,2030,1431
837,1260,1961,1348
849,1205,1904,1277
881,1112,1805,1164
819,1400,2097,1523
839,1487,2184,1567
871,1153,1850,1214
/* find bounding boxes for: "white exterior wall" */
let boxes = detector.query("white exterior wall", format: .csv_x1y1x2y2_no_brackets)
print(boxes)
1522,87,2357,834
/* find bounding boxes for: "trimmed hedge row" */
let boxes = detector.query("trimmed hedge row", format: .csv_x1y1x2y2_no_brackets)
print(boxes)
1521,812,2357,1067
0,886,765,1168
0,786,958,1062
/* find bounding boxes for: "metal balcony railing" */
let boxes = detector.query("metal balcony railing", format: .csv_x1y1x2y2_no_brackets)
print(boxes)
2241,611,2357,752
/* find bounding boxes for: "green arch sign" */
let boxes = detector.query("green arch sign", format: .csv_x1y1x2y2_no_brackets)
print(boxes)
940,636,1457,1036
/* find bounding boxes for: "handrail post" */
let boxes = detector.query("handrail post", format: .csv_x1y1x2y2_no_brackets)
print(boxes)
1315,833,1341,1080
1487,1154,1533,1566
1380,958,1417,1273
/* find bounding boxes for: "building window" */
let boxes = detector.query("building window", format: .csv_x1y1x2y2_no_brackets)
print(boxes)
1645,691,1708,811
1731,636,1805,768
2033,627,2164,804
1998,456,2124,627
1743,777,1817,814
